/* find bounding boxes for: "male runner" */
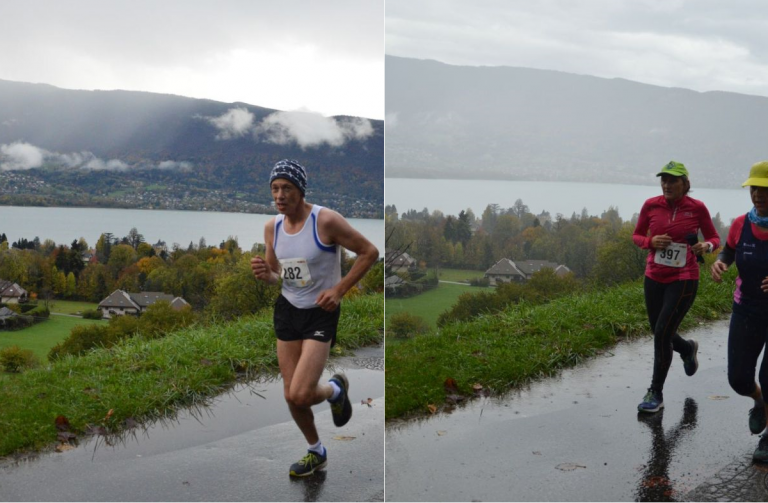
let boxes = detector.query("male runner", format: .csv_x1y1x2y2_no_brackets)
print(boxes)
250,159,379,477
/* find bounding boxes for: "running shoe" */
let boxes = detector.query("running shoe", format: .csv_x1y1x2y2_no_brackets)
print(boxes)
289,450,327,477
329,373,352,427
755,434,768,463
749,404,767,434
681,339,699,376
638,388,664,413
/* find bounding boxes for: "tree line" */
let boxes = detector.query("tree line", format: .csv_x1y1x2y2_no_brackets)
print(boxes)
0,227,383,319
385,200,729,286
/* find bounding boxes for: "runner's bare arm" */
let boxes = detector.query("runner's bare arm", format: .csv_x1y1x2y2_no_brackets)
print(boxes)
315,209,379,311
251,218,280,284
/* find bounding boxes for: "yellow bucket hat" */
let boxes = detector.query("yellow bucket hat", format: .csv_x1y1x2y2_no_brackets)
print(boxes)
743,161,768,188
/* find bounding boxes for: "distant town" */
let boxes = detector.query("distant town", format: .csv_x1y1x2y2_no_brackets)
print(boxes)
0,171,382,219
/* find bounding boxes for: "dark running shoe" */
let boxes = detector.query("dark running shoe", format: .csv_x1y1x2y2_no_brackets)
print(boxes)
289,450,327,477
755,435,768,463
330,373,352,427
749,404,767,434
638,388,664,413
682,339,699,376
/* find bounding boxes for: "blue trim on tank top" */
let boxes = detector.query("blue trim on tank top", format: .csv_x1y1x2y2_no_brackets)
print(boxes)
311,212,336,253
274,219,282,249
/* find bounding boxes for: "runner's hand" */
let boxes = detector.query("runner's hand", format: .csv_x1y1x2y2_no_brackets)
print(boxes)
762,276,768,293
651,234,672,249
251,256,273,283
316,287,342,312
691,242,708,255
711,260,728,283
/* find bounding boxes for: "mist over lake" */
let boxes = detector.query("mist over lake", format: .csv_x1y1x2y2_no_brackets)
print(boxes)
0,206,384,253
385,178,750,224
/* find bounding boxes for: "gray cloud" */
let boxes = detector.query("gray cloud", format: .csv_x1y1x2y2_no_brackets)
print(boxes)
386,0,768,98
0,141,192,171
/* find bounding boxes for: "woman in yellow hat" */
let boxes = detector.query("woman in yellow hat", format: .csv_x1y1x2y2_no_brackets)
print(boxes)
711,161,768,462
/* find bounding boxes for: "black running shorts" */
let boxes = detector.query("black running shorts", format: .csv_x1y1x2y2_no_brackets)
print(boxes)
273,294,341,346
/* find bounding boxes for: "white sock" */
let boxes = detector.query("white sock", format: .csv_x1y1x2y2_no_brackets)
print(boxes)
328,380,341,402
308,441,325,456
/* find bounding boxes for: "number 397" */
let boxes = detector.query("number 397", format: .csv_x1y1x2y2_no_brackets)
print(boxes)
659,248,680,260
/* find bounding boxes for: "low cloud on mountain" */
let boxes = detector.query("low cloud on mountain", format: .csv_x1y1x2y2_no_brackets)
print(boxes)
0,141,192,172
206,107,374,148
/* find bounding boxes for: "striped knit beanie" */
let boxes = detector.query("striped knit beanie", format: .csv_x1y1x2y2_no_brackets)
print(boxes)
269,159,307,196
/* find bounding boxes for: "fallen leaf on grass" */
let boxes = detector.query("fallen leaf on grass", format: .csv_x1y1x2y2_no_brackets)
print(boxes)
54,415,70,431
472,383,483,391
437,431,447,436
555,463,586,471
708,395,730,400
427,404,437,414
332,436,356,441
55,443,75,453
104,409,114,422
444,378,459,393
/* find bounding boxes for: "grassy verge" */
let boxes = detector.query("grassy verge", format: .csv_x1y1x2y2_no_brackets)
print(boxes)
386,282,493,328
0,294,382,457
0,316,108,360
385,272,736,420
48,300,99,315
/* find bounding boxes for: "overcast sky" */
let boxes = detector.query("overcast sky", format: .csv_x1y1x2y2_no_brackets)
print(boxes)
0,0,383,119
387,0,768,98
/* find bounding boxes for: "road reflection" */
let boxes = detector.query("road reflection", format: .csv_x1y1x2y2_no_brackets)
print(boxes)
289,470,327,502
635,397,698,502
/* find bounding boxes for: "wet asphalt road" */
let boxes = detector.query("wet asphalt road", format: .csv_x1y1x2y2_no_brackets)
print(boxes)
0,346,384,502
386,319,768,502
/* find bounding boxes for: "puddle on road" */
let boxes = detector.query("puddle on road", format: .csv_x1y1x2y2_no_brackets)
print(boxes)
3,351,383,468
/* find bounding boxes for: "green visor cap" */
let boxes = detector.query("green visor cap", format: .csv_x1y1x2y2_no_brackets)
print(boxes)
742,161,768,188
656,161,689,178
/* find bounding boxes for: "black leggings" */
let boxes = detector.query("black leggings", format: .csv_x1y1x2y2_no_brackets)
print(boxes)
727,306,768,400
644,277,698,392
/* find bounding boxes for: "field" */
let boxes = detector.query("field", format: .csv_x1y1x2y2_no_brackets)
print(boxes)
385,280,492,328
437,268,485,283
0,315,108,360
48,300,99,315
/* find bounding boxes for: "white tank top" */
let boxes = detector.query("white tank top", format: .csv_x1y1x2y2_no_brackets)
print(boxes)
273,205,341,309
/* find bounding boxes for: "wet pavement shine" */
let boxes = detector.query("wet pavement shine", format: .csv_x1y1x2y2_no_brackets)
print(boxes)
385,320,768,502
0,345,384,502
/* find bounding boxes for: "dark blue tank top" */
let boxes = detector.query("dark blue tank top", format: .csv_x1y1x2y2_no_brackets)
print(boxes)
735,214,768,313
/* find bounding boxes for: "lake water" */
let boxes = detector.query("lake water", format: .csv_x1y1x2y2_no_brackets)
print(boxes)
385,178,752,224
0,206,385,253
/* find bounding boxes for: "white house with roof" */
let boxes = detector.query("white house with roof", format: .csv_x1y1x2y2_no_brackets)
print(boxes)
484,259,571,286
97,290,189,318
0,280,28,304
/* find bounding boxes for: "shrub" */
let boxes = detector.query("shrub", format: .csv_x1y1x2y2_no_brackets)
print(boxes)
25,306,50,319
48,324,115,360
0,346,39,373
82,309,103,320
470,277,490,287
387,312,429,339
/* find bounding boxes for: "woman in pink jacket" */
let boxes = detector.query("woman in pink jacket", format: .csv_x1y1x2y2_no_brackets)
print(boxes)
632,161,720,413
